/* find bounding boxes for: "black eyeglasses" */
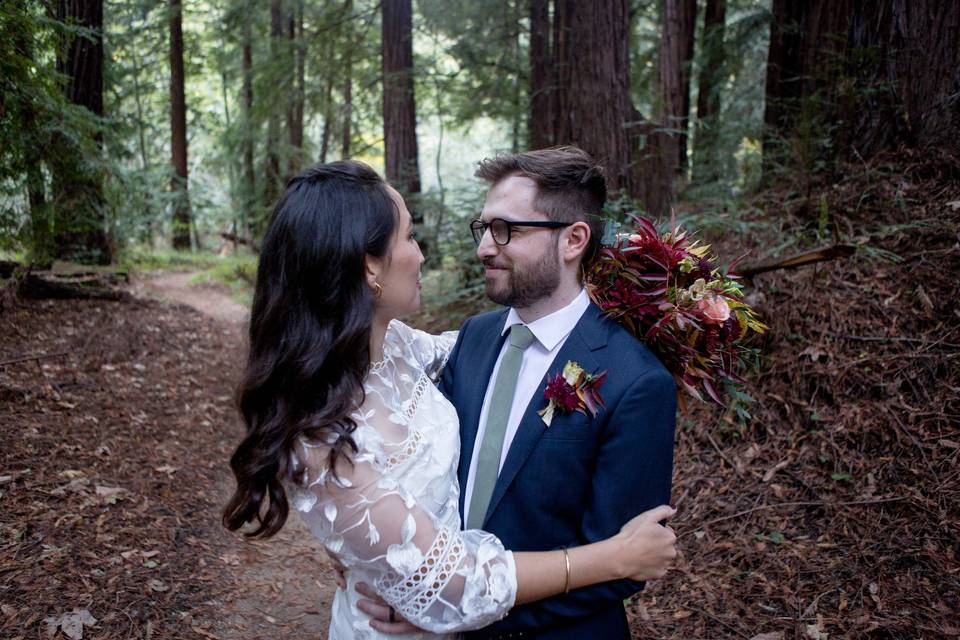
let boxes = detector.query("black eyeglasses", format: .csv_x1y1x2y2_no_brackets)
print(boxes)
469,218,573,246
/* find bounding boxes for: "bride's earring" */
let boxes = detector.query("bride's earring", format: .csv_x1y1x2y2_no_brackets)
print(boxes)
372,282,383,301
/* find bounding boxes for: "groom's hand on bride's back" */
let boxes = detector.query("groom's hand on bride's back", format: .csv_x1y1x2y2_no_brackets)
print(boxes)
355,581,424,634
325,549,348,589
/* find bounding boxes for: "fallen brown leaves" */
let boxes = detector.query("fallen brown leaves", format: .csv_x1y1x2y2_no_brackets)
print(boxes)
0,297,243,639
1,287,339,639
628,149,960,639
2,148,958,639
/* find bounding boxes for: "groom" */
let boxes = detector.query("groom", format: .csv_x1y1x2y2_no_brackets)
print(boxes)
364,146,676,639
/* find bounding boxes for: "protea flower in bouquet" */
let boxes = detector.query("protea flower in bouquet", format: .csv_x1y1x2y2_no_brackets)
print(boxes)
586,215,767,408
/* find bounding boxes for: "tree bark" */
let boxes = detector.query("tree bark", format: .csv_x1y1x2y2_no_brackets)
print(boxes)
341,0,354,158
382,0,421,195
169,0,192,250
763,0,959,172
537,0,671,215
13,20,50,256
240,0,257,235
241,0,255,237
528,0,553,149
287,0,305,175
847,1,960,157
678,0,697,171
693,0,726,183
264,0,285,205
657,0,697,175
552,0,632,192
52,0,112,264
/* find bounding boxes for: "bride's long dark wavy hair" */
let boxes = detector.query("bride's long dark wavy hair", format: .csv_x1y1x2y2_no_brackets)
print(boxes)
223,161,396,538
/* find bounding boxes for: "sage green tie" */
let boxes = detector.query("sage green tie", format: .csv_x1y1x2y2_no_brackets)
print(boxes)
466,324,537,529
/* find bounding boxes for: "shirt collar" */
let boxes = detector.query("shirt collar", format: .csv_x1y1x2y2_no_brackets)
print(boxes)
501,289,590,351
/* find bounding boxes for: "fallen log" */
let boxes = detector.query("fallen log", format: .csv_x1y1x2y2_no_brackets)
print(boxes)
734,244,856,278
17,272,131,301
220,232,260,253
1,261,131,303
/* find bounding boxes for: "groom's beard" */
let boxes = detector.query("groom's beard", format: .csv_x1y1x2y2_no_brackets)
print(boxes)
483,240,561,309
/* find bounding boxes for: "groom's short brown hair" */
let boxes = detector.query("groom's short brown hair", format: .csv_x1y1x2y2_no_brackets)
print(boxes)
475,146,607,266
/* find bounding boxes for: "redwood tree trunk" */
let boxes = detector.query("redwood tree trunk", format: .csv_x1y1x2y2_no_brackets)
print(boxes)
846,1,960,156
52,0,112,264
341,0,353,158
528,0,553,149
552,0,632,193
678,0,697,171
763,0,959,172
169,0,192,250
241,1,255,236
264,0,284,204
381,0,421,195
693,0,726,182
287,0,305,175
657,0,697,175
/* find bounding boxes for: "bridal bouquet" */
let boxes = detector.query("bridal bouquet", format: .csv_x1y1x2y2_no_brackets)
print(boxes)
586,215,767,407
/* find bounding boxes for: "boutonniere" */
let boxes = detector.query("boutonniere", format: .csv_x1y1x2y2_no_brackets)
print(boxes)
538,361,608,427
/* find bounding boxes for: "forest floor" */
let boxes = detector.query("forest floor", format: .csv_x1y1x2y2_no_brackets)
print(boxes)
2,149,959,639
0,273,337,639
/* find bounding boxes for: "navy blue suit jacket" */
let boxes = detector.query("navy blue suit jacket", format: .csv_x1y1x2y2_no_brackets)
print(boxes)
439,302,676,640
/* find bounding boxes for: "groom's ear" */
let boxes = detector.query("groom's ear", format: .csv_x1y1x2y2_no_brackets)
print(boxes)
561,221,591,263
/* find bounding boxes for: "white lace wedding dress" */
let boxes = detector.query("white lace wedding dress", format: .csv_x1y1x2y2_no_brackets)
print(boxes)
287,320,517,639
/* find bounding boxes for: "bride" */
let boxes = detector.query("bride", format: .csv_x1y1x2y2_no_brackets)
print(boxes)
223,161,677,639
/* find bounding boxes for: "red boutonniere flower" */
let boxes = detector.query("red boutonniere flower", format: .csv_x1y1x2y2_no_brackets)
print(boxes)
538,360,608,427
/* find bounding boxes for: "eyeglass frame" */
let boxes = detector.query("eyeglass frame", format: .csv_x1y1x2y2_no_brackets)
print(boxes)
469,217,574,246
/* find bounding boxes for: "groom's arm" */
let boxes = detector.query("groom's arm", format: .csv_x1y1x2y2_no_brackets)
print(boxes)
487,365,677,631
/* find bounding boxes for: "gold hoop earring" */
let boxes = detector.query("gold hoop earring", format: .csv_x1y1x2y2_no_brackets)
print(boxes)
372,282,383,301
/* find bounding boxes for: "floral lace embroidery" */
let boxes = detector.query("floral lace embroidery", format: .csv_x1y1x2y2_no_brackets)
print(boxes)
287,321,516,636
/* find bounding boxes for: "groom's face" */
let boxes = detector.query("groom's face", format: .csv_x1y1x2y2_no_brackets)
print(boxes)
476,175,561,308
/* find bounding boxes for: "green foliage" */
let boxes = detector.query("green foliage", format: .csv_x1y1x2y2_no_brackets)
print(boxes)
416,0,527,145
189,253,257,303
0,1,107,263
119,247,226,272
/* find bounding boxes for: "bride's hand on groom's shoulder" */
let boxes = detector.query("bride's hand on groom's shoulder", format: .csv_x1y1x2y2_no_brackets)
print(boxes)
615,504,678,581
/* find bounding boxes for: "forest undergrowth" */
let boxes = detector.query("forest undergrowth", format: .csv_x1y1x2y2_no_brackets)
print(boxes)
623,148,960,639
1,150,957,639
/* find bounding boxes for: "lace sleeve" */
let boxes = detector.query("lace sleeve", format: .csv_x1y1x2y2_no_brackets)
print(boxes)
290,443,516,633
387,320,458,382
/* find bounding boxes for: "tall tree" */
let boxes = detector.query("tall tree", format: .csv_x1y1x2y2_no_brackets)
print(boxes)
521,0,672,214
241,0,255,236
551,0,633,193
169,0,191,250
528,0,553,149
52,0,112,264
10,15,49,252
287,0,305,175
341,0,354,158
264,0,285,205
657,0,697,174
382,0,421,195
763,0,960,175
692,0,726,183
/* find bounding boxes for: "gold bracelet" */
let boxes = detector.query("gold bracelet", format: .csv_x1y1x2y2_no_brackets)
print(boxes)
562,548,571,594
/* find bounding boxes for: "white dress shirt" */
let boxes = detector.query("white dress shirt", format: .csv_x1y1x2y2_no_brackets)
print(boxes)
463,288,591,521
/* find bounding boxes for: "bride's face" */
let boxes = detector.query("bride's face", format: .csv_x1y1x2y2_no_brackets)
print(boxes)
369,186,424,320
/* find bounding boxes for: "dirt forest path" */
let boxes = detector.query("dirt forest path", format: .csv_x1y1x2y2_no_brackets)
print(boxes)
132,271,338,638
1,276,342,639
132,271,249,326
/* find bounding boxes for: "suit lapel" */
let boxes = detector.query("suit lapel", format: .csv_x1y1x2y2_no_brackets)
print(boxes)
457,309,510,518
481,303,609,527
